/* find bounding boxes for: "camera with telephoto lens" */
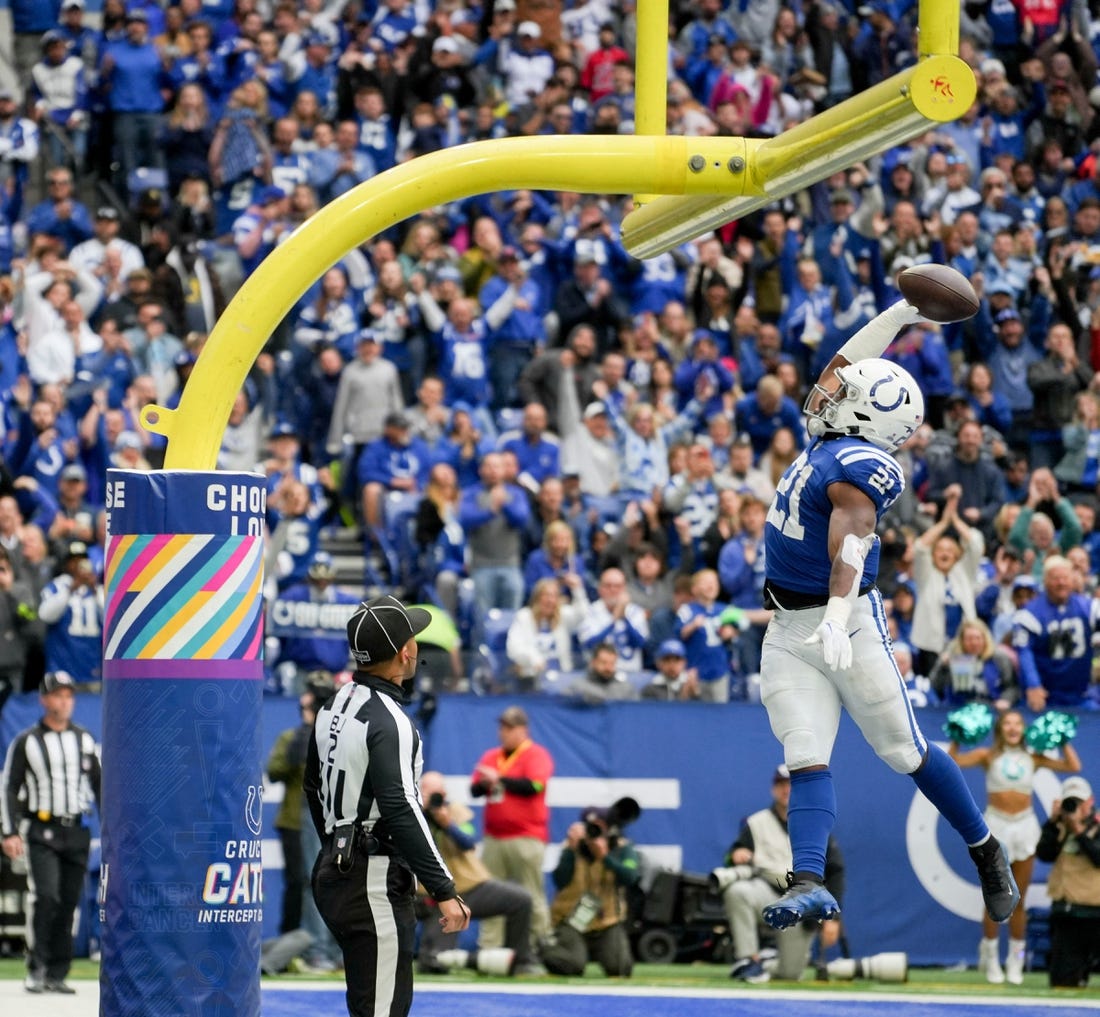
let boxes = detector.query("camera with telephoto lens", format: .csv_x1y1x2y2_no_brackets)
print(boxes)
427,792,446,810
578,797,641,860
1061,796,1082,818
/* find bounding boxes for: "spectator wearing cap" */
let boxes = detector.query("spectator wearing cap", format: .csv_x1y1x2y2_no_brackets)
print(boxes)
480,244,546,413
57,0,96,66
70,205,144,281
676,0,737,74
475,18,555,110
232,184,290,278
30,28,89,174
326,327,405,462
356,410,431,530
285,31,337,120
850,0,910,89
1025,77,1085,168
412,267,518,438
470,705,555,949
268,551,359,694
263,420,324,506
457,450,530,613
558,398,621,500
111,428,153,471
976,305,1044,450
552,247,630,356
410,34,476,109
98,9,167,197
641,639,697,700
38,540,103,686
46,462,96,557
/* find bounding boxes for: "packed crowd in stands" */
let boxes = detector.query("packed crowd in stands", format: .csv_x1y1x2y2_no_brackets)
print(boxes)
2,0,1100,707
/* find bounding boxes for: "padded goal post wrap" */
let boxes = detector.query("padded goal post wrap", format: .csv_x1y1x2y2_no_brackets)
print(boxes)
100,470,266,1017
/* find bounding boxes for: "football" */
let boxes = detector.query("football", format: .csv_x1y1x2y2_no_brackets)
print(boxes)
896,264,980,323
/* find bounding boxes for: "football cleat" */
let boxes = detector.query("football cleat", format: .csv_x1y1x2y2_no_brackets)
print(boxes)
969,838,1020,924
762,873,841,930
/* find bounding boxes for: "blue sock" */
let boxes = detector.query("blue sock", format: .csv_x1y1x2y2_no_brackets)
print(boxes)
910,743,989,846
788,769,837,878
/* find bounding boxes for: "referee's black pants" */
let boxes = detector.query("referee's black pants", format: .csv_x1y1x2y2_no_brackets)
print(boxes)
26,820,90,981
313,842,416,1017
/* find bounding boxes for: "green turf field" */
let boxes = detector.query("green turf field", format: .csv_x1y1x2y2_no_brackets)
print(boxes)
6,958,1092,1002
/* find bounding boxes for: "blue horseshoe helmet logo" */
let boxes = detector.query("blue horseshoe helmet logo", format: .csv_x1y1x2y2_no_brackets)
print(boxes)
869,376,906,412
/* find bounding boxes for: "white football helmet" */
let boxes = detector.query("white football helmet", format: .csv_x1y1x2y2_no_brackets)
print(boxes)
804,358,924,452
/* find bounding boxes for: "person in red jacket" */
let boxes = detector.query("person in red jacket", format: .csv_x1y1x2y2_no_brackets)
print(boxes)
470,705,555,950
580,24,629,103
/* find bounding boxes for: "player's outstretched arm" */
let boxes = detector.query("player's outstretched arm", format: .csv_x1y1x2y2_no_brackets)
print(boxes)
812,299,923,396
804,483,877,670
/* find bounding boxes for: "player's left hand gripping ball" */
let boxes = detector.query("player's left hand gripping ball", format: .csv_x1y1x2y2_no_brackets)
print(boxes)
806,618,852,670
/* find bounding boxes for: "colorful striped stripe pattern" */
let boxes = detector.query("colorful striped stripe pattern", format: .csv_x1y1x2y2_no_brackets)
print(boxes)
104,533,264,661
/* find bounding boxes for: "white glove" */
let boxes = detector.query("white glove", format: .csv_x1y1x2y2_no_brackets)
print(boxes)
805,619,852,670
804,595,854,670
889,299,924,327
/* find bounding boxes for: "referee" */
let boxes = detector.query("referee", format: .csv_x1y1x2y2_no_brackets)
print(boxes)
1,671,101,995
304,594,470,1017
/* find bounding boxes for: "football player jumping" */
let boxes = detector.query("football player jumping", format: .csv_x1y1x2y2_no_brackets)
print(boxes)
757,276,1020,932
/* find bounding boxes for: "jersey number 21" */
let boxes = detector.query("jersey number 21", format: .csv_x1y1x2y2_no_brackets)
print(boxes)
767,455,813,540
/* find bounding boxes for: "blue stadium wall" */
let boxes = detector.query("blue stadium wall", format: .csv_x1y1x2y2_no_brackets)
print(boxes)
3,692,1097,967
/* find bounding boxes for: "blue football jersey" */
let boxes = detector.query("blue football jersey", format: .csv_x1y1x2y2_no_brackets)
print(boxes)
765,437,905,595
1013,593,1100,706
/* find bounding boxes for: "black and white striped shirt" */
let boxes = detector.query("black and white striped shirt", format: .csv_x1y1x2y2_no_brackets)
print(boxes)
304,674,456,901
1,721,101,835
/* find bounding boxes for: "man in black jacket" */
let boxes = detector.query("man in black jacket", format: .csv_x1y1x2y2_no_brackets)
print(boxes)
304,595,470,1017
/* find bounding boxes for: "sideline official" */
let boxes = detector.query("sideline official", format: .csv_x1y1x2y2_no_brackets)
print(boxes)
304,595,470,1017
1,671,101,995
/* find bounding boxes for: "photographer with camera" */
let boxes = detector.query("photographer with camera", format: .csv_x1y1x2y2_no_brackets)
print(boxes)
416,772,544,976
714,765,844,983
1035,775,1100,987
542,798,641,978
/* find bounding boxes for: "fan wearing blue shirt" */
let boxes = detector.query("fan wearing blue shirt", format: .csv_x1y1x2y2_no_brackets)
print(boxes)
357,411,432,529
735,375,805,462
677,568,741,704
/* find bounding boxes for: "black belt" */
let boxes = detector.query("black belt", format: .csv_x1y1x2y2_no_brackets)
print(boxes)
764,580,876,611
32,815,82,828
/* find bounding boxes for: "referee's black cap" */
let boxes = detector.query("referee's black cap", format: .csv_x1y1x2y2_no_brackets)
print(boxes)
347,595,431,665
43,670,76,693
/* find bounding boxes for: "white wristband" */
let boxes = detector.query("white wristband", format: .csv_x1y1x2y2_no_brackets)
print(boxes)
837,300,919,364
822,596,852,629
